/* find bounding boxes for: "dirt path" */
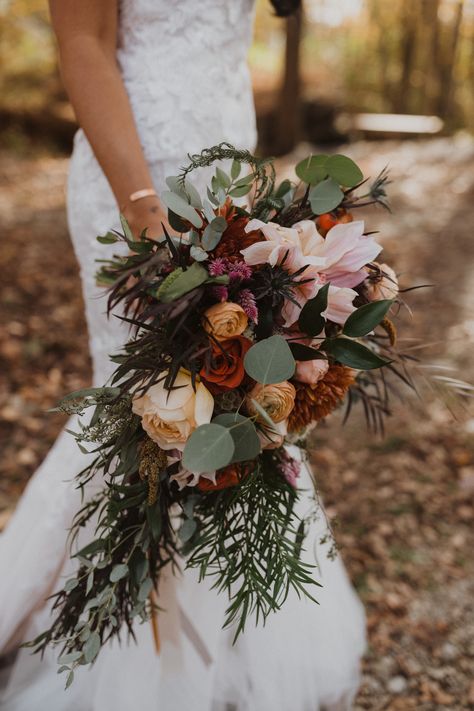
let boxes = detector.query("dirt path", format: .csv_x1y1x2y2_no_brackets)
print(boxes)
1,138,473,708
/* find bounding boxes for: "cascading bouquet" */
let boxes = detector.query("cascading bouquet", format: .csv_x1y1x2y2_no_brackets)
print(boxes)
30,143,406,682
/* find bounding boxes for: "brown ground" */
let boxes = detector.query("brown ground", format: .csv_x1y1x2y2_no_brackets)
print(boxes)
1,137,474,709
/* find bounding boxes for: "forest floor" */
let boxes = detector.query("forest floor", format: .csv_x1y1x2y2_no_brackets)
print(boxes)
1,136,474,709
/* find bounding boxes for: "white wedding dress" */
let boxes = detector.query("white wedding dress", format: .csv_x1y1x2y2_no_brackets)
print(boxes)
0,1,366,709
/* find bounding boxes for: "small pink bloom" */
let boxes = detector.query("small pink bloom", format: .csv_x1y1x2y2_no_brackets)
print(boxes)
295,358,329,385
208,258,229,277
211,285,229,302
237,288,259,323
228,261,253,281
280,451,301,488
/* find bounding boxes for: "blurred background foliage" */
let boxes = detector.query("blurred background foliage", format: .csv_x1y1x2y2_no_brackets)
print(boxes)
0,0,473,154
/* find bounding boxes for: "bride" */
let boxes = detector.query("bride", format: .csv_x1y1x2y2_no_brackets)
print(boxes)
0,1,366,709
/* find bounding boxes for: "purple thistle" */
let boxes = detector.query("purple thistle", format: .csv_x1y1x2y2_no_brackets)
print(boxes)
211,285,229,302
208,258,229,277
237,288,258,323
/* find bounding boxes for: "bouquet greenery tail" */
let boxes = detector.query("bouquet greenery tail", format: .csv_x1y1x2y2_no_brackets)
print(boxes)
29,143,410,686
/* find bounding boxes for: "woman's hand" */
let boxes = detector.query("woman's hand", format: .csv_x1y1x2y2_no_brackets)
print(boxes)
122,195,170,240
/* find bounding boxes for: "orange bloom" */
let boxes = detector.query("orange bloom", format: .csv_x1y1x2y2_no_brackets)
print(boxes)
197,462,253,491
212,202,262,262
200,336,252,394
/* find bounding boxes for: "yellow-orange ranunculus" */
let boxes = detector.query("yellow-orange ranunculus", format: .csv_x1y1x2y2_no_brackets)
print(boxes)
132,370,214,451
203,302,248,341
246,381,296,424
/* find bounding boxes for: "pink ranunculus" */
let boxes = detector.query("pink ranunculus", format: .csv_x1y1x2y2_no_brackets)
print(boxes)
295,357,329,385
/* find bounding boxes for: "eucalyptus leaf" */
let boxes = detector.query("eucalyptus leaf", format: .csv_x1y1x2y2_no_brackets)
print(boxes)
161,191,203,228
165,175,187,199
137,577,154,602
323,338,390,370
97,232,119,245
120,214,134,242
298,283,330,336
58,651,82,665
309,178,344,215
178,518,197,543
182,423,235,473
249,399,276,428
326,154,363,188
190,245,209,262
233,173,254,188
243,335,295,384
201,224,222,251
231,159,241,179
64,578,79,592
210,216,227,233
215,167,231,189
86,571,94,595
109,564,129,583
295,155,328,185
83,632,101,664
343,299,394,338
213,413,261,462
229,185,252,198
203,199,216,223
207,188,219,207
184,181,203,209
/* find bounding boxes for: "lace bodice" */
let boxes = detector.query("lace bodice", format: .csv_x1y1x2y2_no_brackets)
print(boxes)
67,0,258,384
117,0,257,163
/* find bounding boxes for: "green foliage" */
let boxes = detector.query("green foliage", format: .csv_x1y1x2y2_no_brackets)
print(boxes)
243,335,295,384
213,413,261,463
309,178,344,215
298,283,330,337
343,299,394,338
156,263,209,302
185,456,320,639
322,337,390,370
182,423,235,473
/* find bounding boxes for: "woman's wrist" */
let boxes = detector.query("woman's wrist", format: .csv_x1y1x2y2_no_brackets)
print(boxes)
122,194,168,238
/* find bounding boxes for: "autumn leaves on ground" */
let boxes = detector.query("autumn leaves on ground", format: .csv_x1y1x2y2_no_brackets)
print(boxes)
1,138,474,709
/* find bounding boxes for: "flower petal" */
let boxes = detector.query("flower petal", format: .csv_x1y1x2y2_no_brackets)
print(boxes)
194,382,215,426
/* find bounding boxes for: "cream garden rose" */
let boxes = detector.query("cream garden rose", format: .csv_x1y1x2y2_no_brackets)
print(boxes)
132,370,214,451
246,381,296,424
203,301,248,341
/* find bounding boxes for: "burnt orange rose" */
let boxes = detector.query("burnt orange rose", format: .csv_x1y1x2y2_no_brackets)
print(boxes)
197,462,253,491
200,336,252,394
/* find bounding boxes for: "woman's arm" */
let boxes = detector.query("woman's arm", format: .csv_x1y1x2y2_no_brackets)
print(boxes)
49,0,167,237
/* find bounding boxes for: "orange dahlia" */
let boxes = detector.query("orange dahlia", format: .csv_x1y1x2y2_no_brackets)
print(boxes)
288,365,355,432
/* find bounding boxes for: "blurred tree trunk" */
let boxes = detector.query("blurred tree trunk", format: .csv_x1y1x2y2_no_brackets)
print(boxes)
274,6,303,155
393,0,418,113
369,0,392,106
421,0,441,113
436,0,464,119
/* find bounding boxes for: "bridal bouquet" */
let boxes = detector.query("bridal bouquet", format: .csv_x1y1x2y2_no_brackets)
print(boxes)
31,144,404,682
